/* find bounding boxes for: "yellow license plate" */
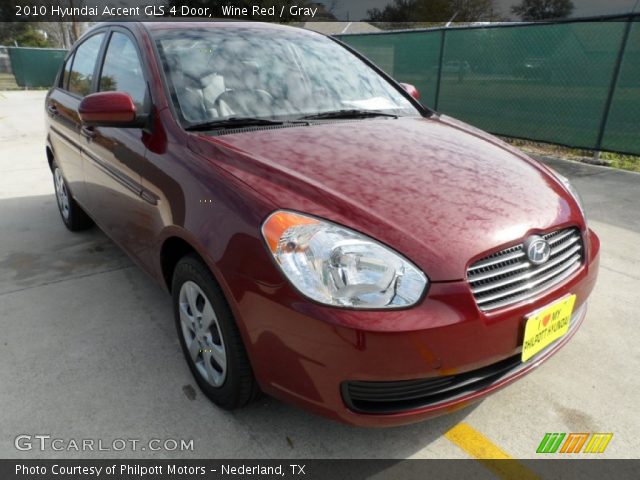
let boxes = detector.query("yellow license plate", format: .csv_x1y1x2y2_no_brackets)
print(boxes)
522,294,576,362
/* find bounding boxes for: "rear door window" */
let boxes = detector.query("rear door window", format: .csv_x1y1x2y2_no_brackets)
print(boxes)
68,33,105,97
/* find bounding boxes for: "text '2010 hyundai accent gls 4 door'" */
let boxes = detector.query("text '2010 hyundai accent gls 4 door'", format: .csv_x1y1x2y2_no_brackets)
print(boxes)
45,21,599,426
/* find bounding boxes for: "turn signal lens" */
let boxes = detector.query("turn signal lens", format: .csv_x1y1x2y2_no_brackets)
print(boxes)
261,210,428,309
556,173,586,222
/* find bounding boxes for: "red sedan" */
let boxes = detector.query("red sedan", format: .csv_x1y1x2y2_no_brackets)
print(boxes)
45,22,599,426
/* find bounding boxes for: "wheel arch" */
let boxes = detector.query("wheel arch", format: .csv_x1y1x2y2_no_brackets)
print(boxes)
46,145,55,172
160,235,204,293
159,233,260,376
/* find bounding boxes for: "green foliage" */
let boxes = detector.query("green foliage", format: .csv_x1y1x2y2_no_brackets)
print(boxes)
511,0,574,20
0,23,25,46
16,26,51,47
367,0,498,23
507,138,640,173
0,23,52,47
601,152,640,173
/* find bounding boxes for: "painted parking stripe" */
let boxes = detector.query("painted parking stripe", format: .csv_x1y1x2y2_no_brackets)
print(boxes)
445,423,540,480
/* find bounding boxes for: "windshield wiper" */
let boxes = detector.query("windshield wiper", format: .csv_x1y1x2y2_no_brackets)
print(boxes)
185,117,294,131
298,109,399,120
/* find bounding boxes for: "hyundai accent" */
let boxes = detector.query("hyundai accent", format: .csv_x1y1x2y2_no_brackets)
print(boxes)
45,22,599,426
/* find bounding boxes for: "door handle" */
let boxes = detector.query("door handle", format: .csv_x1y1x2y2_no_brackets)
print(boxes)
80,126,96,140
46,104,59,116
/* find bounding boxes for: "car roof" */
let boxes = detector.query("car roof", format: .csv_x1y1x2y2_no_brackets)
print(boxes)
142,21,299,32
85,21,322,40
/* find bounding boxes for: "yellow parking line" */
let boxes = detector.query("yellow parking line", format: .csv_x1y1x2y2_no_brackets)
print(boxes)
445,423,540,480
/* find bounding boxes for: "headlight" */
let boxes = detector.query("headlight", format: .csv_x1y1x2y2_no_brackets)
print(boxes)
556,173,586,220
261,210,428,309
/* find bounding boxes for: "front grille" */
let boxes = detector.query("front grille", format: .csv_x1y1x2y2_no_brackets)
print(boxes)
468,228,583,311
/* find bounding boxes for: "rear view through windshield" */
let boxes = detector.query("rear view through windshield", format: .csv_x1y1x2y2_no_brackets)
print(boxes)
153,27,418,125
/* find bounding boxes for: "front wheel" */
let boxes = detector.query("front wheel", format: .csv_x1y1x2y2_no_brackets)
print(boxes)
52,164,93,231
172,254,259,409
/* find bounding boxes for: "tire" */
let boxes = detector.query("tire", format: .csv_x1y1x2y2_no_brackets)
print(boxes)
52,163,93,231
172,254,259,409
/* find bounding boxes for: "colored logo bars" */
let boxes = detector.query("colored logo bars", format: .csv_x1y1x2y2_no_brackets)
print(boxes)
537,433,613,454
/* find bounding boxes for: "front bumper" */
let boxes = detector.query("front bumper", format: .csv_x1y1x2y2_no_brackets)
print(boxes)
341,302,586,416
225,228,599,426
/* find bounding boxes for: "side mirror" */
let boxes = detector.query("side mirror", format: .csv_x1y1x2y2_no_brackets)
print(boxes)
79,91,144,127
399,83,421,101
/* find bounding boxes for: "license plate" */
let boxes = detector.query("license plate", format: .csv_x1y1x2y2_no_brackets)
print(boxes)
521,294,576,362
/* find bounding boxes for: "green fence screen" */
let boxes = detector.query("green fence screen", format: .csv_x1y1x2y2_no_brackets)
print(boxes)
338,17,640,156
343,31,443,108
601,20,640,155
7,47,66,88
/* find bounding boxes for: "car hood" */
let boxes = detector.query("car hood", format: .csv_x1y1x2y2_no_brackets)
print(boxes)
193,115,576,281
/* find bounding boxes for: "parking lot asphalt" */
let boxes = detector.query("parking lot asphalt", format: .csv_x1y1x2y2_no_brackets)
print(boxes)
1,90,638,460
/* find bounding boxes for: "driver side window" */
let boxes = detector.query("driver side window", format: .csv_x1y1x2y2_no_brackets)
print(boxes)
99,32,147,110
68,33,104,97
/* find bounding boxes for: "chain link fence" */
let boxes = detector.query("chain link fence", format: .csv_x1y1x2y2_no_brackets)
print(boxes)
338,16,640,156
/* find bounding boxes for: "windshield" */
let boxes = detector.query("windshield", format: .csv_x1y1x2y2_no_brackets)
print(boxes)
153,26,420,126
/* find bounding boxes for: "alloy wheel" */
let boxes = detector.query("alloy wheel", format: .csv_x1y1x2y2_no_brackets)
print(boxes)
178,280,227,387
54,168,70,221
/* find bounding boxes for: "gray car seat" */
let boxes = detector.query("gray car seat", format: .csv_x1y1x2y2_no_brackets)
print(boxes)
214,61,274,117
168,48,224,123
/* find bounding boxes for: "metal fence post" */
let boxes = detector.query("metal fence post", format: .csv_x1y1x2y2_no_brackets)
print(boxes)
433,29,446,111
595,15,634,152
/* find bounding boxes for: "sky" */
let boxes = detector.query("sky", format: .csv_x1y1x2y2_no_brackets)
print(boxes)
329,0,640,21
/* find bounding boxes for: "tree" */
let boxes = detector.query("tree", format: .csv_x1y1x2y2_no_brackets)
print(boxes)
511,0,574,20
0,23,26,46
14,26,51,47
451,0,496,21
40,22,85,49
0,23,52,47
368,0,420,22
367,0,498,24
0,0,82,49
